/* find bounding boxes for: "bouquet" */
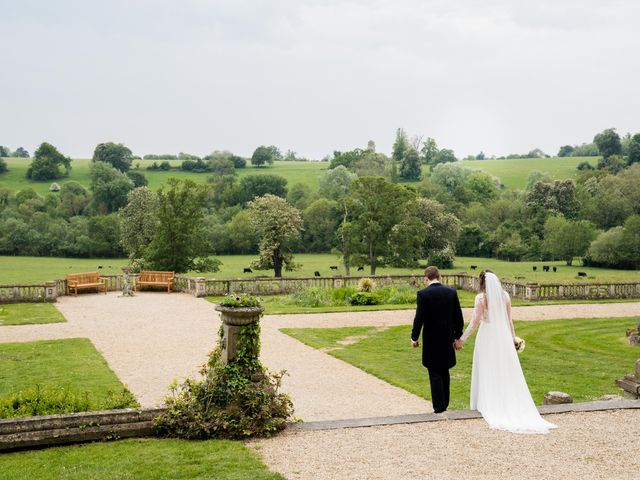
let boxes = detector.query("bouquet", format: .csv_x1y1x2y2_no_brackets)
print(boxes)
514,336,525,353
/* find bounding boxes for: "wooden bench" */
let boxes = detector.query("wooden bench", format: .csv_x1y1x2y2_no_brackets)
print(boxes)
135,271,175,293
66,272,108,296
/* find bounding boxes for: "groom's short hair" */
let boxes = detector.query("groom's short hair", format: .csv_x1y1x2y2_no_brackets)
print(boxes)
424,266,440,280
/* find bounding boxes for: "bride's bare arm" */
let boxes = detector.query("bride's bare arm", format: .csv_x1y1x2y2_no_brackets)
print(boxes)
461,294,484,341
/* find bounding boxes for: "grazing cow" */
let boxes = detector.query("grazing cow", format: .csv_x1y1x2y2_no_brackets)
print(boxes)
553,266,557,272
578,271,587,277
243,268,252,273
543,265,550,272
98,265,103,269
470,265,477,270
314,271,321,277
329,265,338,270
532,266,537,272
357,266,364,271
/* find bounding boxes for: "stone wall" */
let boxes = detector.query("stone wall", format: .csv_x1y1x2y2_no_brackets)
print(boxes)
2,272,640,303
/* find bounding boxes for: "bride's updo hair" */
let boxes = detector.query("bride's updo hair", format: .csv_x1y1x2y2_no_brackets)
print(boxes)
479,269,494,293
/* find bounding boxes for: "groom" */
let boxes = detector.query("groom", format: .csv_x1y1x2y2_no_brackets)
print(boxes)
411,266,464,413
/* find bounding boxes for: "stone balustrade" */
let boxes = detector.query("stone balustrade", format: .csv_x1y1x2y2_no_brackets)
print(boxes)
1,272,640,303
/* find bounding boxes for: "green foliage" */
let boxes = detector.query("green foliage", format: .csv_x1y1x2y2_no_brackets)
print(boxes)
92,142,133,172
456,223,489,257
156,322,293,440
594,128,622,159
302,198,340,252
0,157,7,173
238,174,288,204
287,287,335,307
329,148,364,170
357,277,376,292
628,133,640,165
90,162,134,213
126,170,148,187
420,137,438,165
26,142,72,181
318,165,356,201
435,148,457,165
427,246,455,268
248,194,304,277
251,145,280,166
219,293,263,308
349,291,379,305
119,187,158,259
399,147,422,180
145,179,213,273
0,385,136,418
543,216,597,265
496,232,528,261
558,145,574,157
392,128,409,163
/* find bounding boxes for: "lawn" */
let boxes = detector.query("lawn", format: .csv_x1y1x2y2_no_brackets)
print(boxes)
281,317,639,410
0,438,283,480
0,158,328,195
0,338,138,416
460,156,598,189
0,303,66,325
1,254,638,285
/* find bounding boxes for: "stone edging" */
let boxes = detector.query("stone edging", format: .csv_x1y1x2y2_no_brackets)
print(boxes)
288,399,640,432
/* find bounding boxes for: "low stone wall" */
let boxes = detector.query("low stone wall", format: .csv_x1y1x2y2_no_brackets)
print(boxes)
1,272,640,303
0,407,164,452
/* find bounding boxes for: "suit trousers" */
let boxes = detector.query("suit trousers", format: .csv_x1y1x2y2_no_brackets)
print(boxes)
427,367,450,413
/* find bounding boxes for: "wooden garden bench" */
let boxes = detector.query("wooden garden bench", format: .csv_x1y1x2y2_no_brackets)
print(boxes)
66,272,108,296
135,271,175,293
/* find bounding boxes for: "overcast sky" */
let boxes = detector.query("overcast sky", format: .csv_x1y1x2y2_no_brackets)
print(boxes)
2,0,639,159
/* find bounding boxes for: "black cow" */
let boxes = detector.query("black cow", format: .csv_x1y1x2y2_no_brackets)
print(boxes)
357,266,364,271
98,265,103,269
314,271,321,277
329,265,338,270
243,268,252,273
553,266,557,272
532,266,537,272
470,265,477,270
578,271,587,277
543,265,550,272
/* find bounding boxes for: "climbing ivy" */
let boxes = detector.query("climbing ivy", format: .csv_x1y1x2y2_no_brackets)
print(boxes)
155,317,293,440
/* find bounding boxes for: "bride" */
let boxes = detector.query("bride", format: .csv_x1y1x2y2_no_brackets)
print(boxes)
458,270,557,434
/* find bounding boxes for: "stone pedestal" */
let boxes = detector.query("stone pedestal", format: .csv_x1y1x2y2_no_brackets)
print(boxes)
215,305,264,364
195,277,207,297
44,281,57,303
615,359,640,399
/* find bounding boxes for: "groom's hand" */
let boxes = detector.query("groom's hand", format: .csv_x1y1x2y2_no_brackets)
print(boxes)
411,339,419,348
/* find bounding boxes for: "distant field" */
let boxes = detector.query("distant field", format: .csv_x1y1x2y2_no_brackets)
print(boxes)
0,158,328,195
1,254,638,285
0,156,599,195
460,156,598,189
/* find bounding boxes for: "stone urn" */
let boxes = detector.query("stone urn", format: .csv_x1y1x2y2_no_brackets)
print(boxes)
215,305,265,363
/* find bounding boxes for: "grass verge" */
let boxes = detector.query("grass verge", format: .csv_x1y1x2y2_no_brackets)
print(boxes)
0,438,284,480
0,338,138,417
282,317,638,410
0,303,66,326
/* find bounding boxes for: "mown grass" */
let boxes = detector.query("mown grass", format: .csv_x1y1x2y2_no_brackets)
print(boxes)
1,254,638,285
0,338,138,415
460,156,598,189
0,438,284,480
0,303,66,326
0,158,328,195
282,317,638,410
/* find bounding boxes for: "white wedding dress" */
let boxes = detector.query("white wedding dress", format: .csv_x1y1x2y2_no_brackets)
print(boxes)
461,272,557,434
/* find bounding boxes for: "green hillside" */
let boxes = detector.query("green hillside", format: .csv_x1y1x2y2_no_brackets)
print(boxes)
460,156,598,189
0,158,329,195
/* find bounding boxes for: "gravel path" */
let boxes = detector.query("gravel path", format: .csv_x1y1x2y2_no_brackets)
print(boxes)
250,409,640,480
0,294,637,421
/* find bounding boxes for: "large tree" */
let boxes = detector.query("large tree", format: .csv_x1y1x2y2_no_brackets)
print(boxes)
392,128,409,163
93,142,133,172
399,147,422,181
89,162,134,213
627,133,640,165
318,165,357,201
237,174,288,204
248,194,304,277
594,128,622,159
120,187,158,259
420,137,438,165
543,216,597,265
26,143,72,181
251,145,280,166
347,176,414,274
145,179,214,273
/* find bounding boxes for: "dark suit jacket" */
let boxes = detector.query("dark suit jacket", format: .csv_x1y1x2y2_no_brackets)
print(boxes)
411,283,464,370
